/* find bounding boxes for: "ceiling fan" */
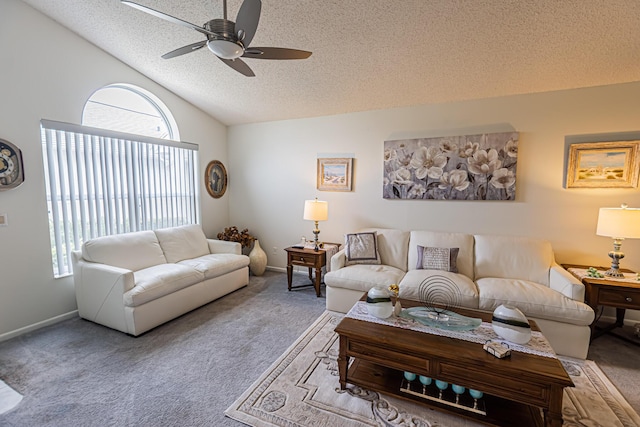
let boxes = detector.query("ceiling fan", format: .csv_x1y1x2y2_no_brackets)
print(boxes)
121,0,312,77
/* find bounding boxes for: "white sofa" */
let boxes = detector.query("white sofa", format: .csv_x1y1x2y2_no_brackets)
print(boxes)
71,224,250,336
325,228,595,359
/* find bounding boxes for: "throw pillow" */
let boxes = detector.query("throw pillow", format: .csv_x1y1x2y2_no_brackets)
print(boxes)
345,232,382,266
416,246,459,273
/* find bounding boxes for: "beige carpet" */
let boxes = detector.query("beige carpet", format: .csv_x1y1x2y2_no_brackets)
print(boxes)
226,311,640,427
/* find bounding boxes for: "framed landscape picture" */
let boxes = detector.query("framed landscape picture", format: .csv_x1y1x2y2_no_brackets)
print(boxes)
566,141,640,188
317,158,353,191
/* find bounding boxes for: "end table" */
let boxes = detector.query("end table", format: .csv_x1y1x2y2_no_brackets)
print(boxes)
285,245,337,297
563,264,640,344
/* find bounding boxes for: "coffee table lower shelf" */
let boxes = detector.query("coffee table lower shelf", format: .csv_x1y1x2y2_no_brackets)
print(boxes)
347,358,543,427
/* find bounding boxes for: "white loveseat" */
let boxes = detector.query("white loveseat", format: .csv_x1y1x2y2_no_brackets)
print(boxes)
325,228,595,359
71,224,250,336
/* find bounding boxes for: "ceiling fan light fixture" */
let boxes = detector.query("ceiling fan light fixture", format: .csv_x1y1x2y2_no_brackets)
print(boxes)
207,39,244,59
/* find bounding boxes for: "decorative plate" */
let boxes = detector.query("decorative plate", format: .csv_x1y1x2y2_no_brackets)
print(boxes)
400,307,481,331
205,160,227,198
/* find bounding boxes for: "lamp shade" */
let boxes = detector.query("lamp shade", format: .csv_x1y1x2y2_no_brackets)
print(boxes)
596,206,640,239
303,199,328,221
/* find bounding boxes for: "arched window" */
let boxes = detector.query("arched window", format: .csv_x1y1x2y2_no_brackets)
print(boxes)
82,83,180,140
42,84,199,277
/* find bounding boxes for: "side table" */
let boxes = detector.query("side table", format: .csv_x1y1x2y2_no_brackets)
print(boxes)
285,245,337,297
563,264,640,344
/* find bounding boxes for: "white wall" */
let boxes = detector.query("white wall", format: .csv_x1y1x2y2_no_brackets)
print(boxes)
0,0,228,339
228,83,640,321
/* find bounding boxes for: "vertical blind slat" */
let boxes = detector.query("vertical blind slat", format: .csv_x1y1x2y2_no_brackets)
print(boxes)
41,122,199,278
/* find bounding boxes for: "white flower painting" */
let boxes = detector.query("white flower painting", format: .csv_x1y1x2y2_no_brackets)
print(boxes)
383,132,519,200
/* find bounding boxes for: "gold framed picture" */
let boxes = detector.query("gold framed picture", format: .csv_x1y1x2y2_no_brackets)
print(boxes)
317,158,353,191
566,141,640,188
205,160,227,198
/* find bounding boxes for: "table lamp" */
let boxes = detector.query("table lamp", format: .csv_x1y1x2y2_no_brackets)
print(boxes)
303,198,328,251
596,204,640,277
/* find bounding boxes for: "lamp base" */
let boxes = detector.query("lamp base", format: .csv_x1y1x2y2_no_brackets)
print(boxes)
312,224,320,252
604,268,624,278
606,240,625,277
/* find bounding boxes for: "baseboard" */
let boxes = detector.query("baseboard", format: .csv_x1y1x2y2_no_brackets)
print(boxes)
0,310,78,343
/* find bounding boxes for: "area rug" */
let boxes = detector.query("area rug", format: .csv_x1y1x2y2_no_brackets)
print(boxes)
0,380,22,415
225,311,640,427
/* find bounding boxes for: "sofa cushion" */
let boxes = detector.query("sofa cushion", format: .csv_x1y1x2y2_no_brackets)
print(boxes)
324,264,406,293
361,228,410,271
82,230,166,272
398,270,479,309
154,224,210,263
179,254,250,279
474,235,553,286
345,232,381,265
125,264,204,307
416,246,459,273
476,277,594,326
408,231,474,279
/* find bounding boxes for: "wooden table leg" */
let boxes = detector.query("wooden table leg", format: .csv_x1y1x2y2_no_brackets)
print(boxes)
314,266,322,297
287,264,293,291
338,335,349,390
543,386,564,427
616,308,626,327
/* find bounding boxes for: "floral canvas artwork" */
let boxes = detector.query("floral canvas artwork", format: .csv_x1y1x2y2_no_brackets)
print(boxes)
383,132,519,200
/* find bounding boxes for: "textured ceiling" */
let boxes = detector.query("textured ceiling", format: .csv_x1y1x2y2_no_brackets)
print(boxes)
20,0,640,125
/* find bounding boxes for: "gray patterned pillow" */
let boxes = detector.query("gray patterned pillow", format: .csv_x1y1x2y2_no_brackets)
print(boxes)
345,232,382,266
416,246,459,273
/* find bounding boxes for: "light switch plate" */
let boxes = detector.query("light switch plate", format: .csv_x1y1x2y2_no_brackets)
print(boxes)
0,213,7,226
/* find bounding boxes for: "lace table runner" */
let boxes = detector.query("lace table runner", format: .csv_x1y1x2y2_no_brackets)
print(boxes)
568,268,640,284
346,301,557,359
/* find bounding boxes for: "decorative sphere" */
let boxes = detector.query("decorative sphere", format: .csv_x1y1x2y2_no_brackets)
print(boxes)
366,286,393,319
491,304,532,344
435,380,449,390
469,389,484,399
452,384,466,395
403,371,417,381
419,376,432,386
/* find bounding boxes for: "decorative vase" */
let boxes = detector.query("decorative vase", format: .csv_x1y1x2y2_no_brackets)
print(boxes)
366,286,393,319
249,240,267,276
394,300,402,316
491,304,531,344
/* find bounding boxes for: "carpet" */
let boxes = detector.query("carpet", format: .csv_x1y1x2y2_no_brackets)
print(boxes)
0,380,22,415
225,311,640,427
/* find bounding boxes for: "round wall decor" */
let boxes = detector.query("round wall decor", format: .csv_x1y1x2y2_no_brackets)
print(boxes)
205,160,227,198
0,138,24,190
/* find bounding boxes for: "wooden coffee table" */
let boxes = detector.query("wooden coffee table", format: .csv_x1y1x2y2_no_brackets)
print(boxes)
335,297,573,427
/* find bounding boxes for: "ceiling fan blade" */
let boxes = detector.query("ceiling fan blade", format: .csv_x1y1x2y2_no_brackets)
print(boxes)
235,0,261,47
219,57,255,77
162,41,207,59
243,47,312,60
121,1,217,37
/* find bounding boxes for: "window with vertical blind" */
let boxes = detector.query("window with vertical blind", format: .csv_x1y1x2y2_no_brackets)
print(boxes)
41,120,200,277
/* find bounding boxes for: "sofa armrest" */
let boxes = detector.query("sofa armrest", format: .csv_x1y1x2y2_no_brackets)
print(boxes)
72,251,135,332
549,263,585,301
207,239,242,255
330,248,347,272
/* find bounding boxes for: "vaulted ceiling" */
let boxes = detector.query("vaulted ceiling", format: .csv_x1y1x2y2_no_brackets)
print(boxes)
20,0,640,125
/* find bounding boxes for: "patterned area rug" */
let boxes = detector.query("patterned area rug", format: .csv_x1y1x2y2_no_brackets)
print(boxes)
0,380,22,415
225,311,640,427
